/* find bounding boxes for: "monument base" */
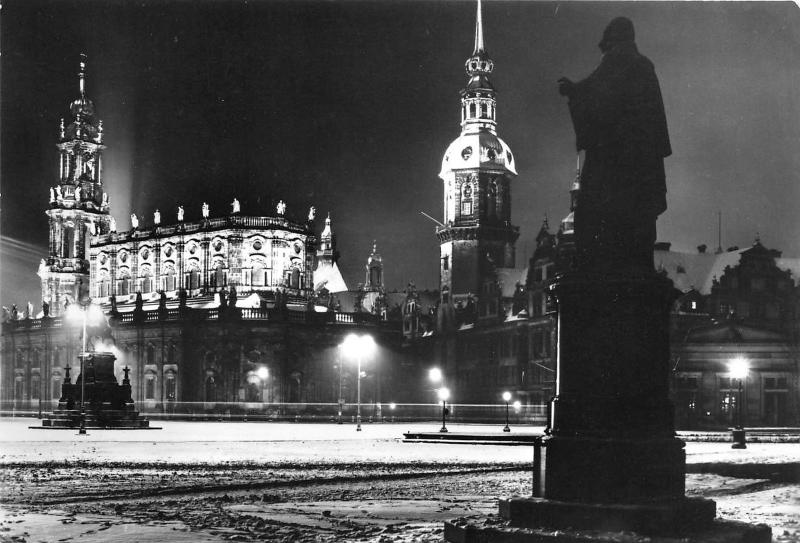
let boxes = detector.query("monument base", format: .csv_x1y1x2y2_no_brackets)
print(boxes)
444,515,772,543
35,351,155,430
500,496,714,534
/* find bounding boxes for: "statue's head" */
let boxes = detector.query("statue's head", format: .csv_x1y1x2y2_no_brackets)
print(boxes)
599,17,635,53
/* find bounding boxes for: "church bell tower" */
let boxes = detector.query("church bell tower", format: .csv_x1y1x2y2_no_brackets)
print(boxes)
437,0,519,312
39,55,114,315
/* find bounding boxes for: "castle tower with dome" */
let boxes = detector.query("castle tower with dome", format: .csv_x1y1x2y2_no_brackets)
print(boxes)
436,0,520,320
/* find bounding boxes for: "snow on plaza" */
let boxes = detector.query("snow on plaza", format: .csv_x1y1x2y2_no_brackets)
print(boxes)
0,419,798,542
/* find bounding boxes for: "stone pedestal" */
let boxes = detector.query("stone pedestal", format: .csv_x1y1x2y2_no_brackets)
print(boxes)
36,351,153,429
444,271,771,542
543,272,681,504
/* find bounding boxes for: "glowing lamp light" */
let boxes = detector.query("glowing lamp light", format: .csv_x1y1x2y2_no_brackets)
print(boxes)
429,367,442,383
339,333,375,432
728,358,749,380
256,366,269,380
512,400,521,411
438,387,450,402
389,402,397,410
502,391,512,402
341,333,376,357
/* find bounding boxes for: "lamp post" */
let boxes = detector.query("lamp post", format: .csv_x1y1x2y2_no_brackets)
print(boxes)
729,357,749,449
340,333,375,431
502,391,512,432
438,387,450,433
256,366,269,409
65,302,104,436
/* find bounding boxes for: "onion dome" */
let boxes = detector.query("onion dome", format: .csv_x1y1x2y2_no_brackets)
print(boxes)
440,132,516,177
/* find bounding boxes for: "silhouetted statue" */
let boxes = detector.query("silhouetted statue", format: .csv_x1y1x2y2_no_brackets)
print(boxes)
178,288,188,310
42,300,50,318
559,17,670,273
159,291,167,311
134,292,144,311
110,295,118,314
229,285,237,307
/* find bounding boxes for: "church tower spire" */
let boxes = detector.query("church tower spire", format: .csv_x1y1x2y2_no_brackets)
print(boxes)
39,54,114,316
312,213,348,294
364,241,384,292
473,0,485,54
461,0,496,136
436,1,520,320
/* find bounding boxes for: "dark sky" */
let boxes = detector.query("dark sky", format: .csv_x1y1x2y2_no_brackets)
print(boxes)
2,1,800,310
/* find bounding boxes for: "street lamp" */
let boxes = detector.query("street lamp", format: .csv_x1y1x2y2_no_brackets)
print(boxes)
340,333,375,431
429,367,443,385
729,357,749,449
438,387,450,433
65,302,104,435
502,391,512,432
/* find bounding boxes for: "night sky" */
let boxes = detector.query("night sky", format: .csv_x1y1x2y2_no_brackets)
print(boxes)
2,1,800,310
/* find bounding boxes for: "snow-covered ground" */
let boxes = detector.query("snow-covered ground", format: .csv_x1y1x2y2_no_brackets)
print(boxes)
1,418,798,542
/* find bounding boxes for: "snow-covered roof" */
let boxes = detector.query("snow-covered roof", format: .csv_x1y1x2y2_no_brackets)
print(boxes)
654,246,800,295
496,266,528,298
313,261,348,293
654,248,745,294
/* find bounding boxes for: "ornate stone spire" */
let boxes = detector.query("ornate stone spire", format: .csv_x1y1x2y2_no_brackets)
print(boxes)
473,0,485,54
365,240,384,291
461,0,496,135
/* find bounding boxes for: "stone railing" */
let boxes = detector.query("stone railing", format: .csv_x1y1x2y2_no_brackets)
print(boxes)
2,307,386,331
93,215,311,245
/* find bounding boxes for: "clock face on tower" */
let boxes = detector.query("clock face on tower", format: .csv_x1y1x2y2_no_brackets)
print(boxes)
461,146,473,161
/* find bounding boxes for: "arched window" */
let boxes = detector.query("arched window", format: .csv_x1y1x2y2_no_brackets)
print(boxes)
52,375,62,399
487,180,498,219
63,225,75,258
211,263,227,289
162,265,176,292
99,275,110,297
14,377,24,402
369,266,381,287
31,375,41,400
117,270,131,296
139,265,153,294
145,373,156,400
165,371,176,401
188,269,200,290
205,375,217,403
